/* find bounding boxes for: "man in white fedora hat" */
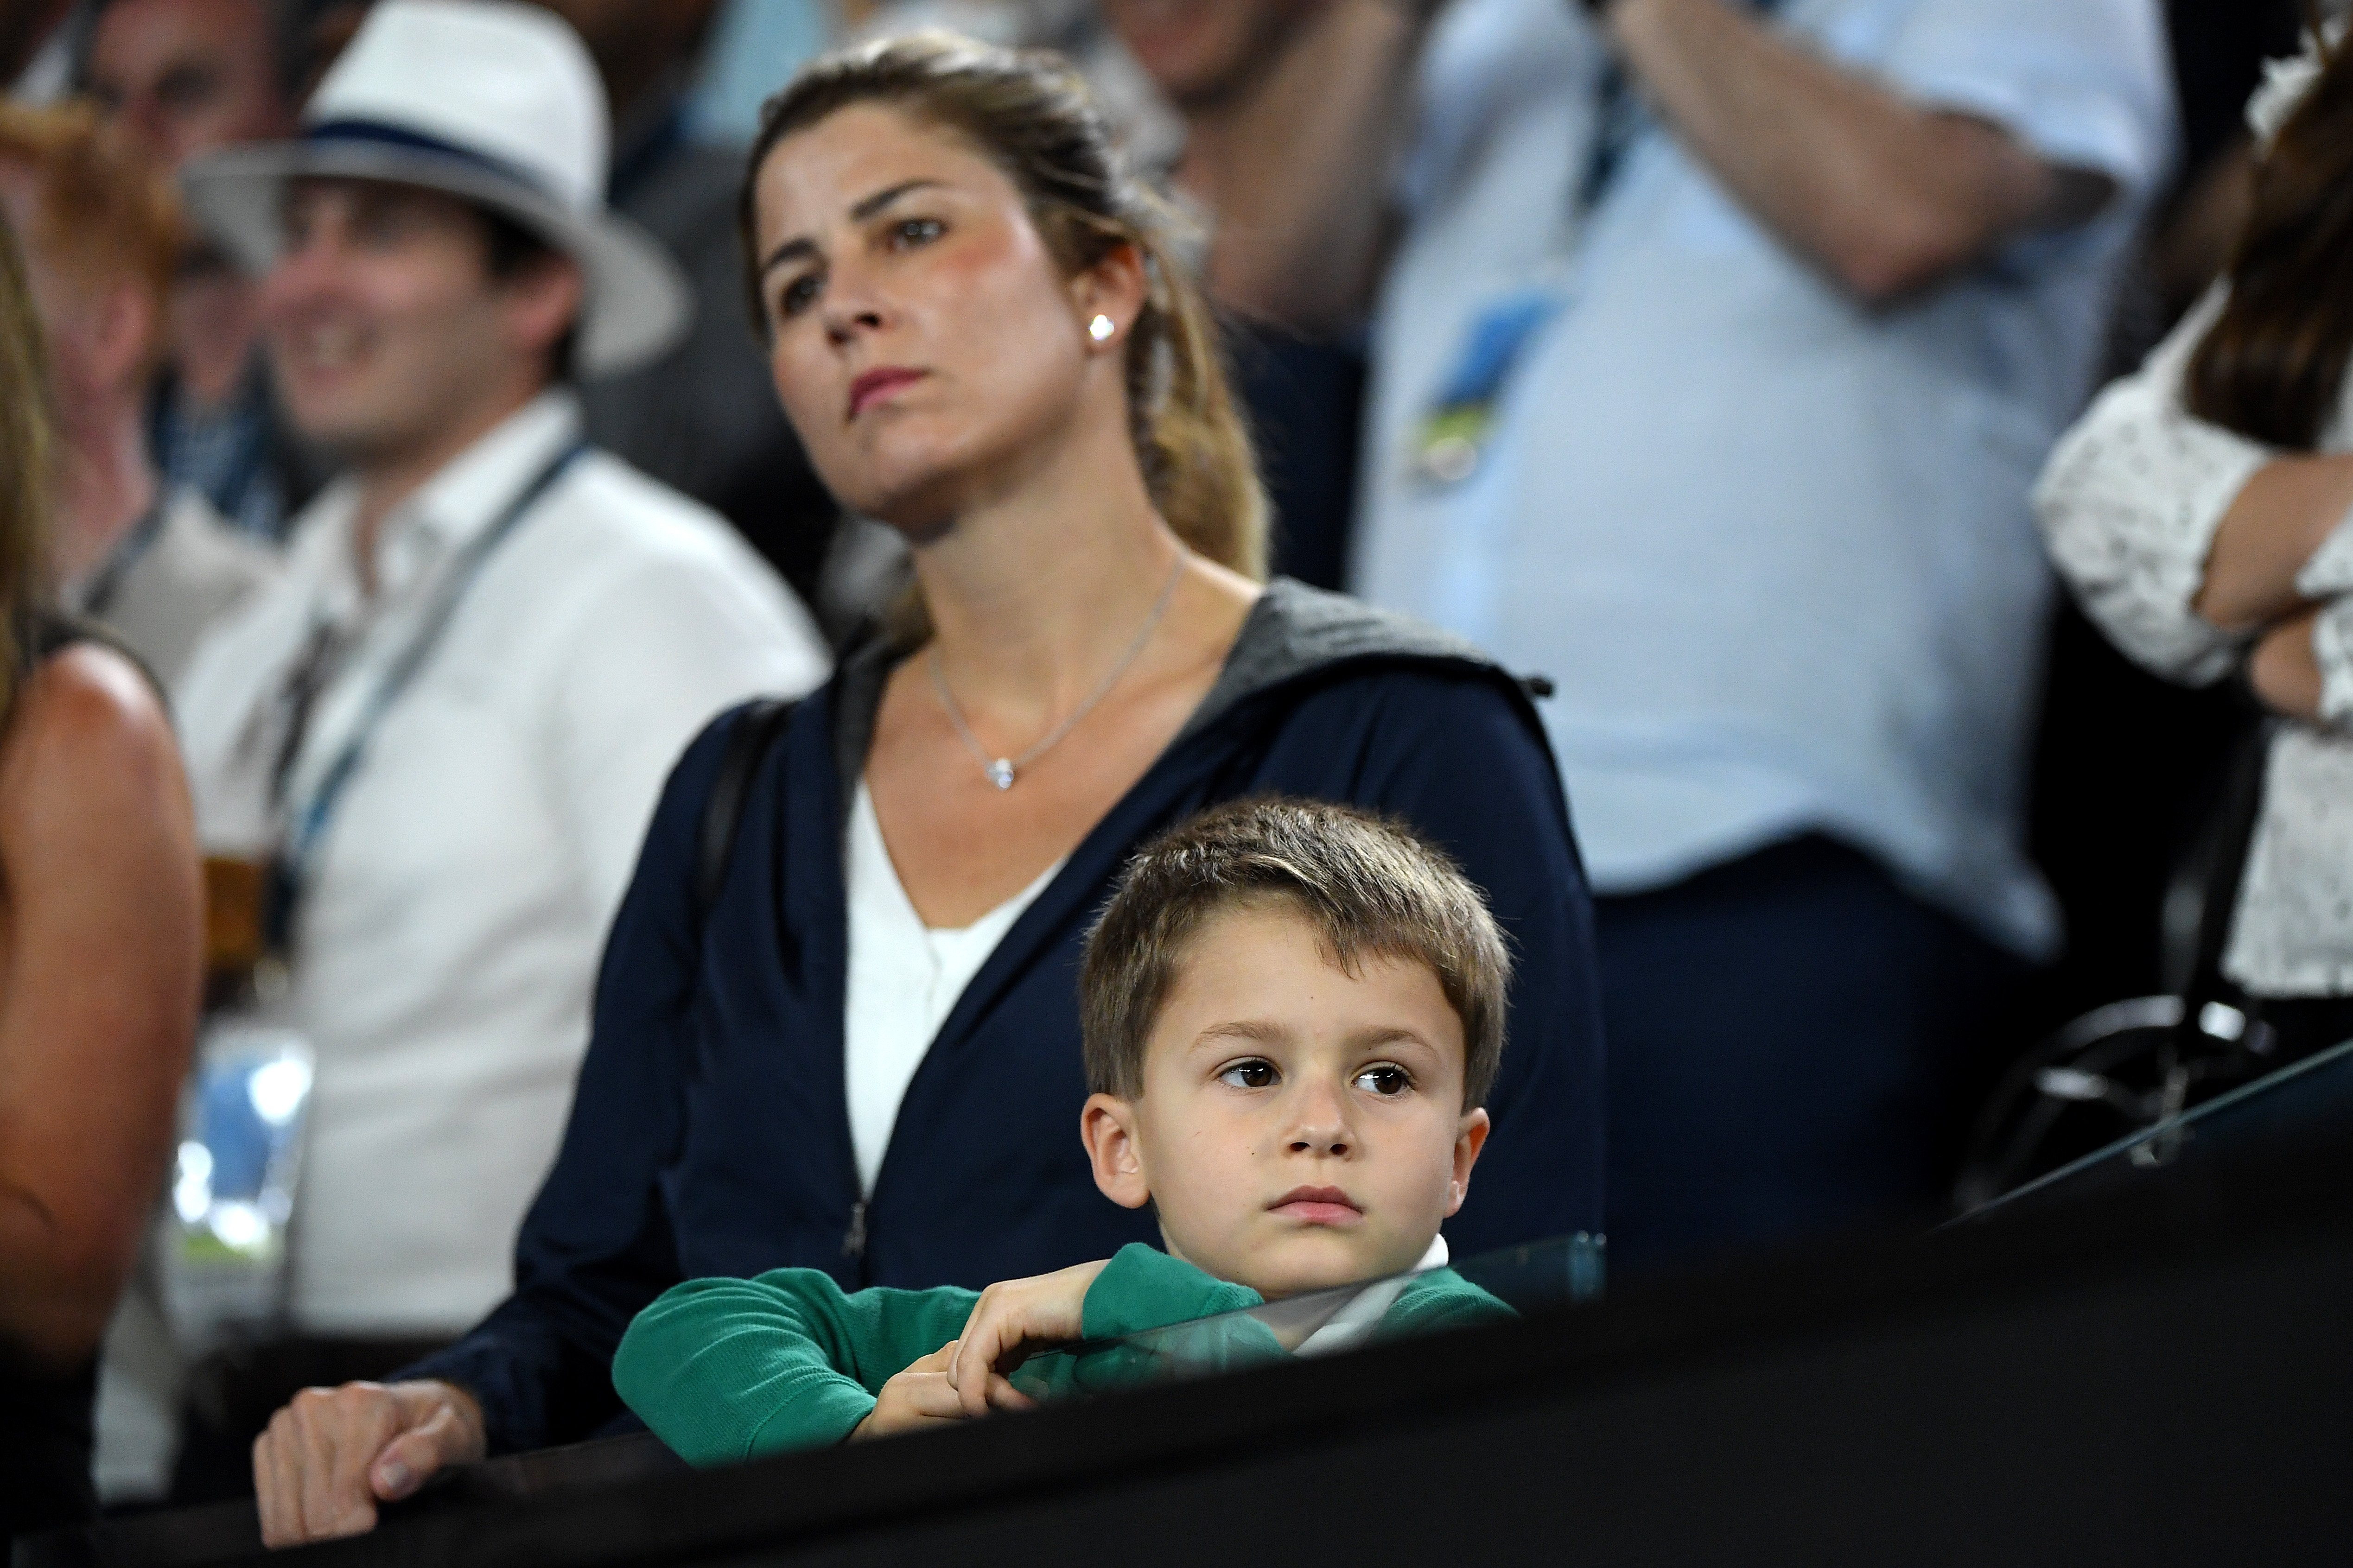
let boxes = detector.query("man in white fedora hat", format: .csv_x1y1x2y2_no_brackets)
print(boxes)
164,0,829,1500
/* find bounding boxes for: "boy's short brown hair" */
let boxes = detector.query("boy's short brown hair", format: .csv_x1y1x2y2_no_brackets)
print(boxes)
1080,798,1512,1108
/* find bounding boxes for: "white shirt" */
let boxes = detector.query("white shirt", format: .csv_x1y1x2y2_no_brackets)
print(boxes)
2038,272,2353,994
1293,1233,1450,1358
67,487,279,692
175,392,829,1333
843,780,1063,1196
1352,0,2173,954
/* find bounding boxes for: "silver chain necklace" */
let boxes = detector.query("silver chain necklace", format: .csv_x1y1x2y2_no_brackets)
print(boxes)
929,556,1185,791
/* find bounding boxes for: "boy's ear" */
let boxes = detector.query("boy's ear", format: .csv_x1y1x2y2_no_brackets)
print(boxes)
1444,1107,1491,1219
1080,1093,1152,1211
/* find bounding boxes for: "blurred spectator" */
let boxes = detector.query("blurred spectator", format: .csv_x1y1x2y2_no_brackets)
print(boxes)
84,0,342,543
856,0,1179,164
2016,0,2304,1060
0,98,271,1506
2038,21,2353,1063
683,0,826,142
520,1,842,608
0,209,201,1551
1096,0,1377,589
1215,0,2174,1266
164,0,827,1498
0,101,274,686
4,0,85,98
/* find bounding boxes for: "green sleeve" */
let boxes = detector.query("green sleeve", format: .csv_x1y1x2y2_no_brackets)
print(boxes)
1080,1244,1262,1338
1375,1268,1520,1340
614,1269,980,1465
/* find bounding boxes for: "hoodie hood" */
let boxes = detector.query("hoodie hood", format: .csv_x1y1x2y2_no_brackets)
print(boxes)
827,578,1545,806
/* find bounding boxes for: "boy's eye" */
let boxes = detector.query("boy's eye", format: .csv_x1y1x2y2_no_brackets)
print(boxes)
1218,1059,1278,1090
887,216,945,249
1354,1065,1412,1097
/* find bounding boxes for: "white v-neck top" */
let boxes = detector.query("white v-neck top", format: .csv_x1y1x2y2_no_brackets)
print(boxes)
845,780,1066,1195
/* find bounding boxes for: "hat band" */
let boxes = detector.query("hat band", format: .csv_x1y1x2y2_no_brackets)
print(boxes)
302,118,566,209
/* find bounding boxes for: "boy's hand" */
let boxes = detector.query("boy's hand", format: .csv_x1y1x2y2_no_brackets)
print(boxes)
852,1342,974,1441
947,1260,1109,1419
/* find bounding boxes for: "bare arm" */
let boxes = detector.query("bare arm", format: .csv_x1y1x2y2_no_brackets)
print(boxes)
0,645,200,1365
2193,455,2353,634
1183,0,1429,330
2249,607,2324,722
1606,0,2112,304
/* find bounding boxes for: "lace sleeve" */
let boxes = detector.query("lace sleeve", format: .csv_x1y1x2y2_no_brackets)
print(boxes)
2313,596,2353,732
2035,289,2274,686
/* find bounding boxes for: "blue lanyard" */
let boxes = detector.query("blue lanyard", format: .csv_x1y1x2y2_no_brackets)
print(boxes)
263,441,586,952
1413,0,1791,486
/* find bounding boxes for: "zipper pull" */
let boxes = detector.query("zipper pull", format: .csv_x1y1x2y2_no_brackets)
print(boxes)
842,1199,868,1260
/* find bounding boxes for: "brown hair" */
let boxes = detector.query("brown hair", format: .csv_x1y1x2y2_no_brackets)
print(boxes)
2186,13,2353,448
0,212,52,720
1080,798,1512,1109
741,31,1268,582
0,100,182,363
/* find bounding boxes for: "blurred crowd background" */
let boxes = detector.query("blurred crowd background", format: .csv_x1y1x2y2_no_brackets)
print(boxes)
0,0,2343,1528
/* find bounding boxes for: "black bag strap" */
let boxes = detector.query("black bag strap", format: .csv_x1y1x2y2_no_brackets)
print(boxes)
2171,712,2280,1039
694,698,799,920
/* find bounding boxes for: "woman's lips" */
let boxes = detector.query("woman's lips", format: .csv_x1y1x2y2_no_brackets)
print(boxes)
847,367,925,419
1270,1186,1361,1225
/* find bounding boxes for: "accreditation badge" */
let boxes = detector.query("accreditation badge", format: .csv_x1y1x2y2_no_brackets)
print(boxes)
1411,289,1564,489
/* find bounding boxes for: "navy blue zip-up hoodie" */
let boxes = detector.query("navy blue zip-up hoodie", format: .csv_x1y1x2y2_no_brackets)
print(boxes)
407,580,1604,1452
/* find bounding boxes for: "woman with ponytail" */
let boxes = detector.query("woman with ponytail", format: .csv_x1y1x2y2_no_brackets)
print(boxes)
2037,10,2353,1057
251,34,1601,1543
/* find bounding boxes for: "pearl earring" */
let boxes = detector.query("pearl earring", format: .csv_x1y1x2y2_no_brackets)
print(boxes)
1088,313,1116,343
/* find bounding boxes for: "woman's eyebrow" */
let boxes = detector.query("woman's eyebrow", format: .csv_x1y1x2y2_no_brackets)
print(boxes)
850,177,942,221
759,179,947,279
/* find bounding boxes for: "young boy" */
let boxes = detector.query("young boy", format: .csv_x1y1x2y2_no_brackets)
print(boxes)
613,798,1518,1465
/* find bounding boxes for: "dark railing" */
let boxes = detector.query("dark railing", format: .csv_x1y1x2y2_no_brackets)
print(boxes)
22,1048,2353,1568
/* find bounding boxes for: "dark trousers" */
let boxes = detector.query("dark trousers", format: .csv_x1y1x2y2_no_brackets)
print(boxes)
169,1335,451,1506
1598,835,2023,1273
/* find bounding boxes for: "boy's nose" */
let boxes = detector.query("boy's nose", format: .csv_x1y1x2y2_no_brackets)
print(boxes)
1284,1084,1353,1156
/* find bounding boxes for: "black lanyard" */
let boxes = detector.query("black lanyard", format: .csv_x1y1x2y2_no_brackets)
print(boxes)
79,497,169,620
1578,0,1790,217
263,441,587,952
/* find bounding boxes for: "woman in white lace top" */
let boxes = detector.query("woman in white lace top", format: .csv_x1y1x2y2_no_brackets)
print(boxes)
2036,23,2353,1054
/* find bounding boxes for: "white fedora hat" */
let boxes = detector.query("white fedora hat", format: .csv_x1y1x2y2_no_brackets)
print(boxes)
179,0,690,379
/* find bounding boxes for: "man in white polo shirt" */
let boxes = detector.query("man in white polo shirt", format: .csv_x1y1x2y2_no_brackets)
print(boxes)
167,0,827,1494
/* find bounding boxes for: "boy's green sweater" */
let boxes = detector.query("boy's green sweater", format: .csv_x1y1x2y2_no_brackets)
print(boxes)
614,1242,1514,1466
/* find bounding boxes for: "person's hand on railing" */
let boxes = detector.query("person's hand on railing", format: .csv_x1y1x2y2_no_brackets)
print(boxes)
944,1259,1109,1420
252,1378,486,1548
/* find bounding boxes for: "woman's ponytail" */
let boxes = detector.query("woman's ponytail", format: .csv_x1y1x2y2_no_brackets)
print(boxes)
1126,225,1267,581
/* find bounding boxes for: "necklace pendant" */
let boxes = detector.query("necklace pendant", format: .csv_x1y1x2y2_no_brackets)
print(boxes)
986,758,1016,791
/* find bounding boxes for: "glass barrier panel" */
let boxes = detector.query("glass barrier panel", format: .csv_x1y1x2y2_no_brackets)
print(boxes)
1009,1232,1603,1404
1957,1033,2353,1223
